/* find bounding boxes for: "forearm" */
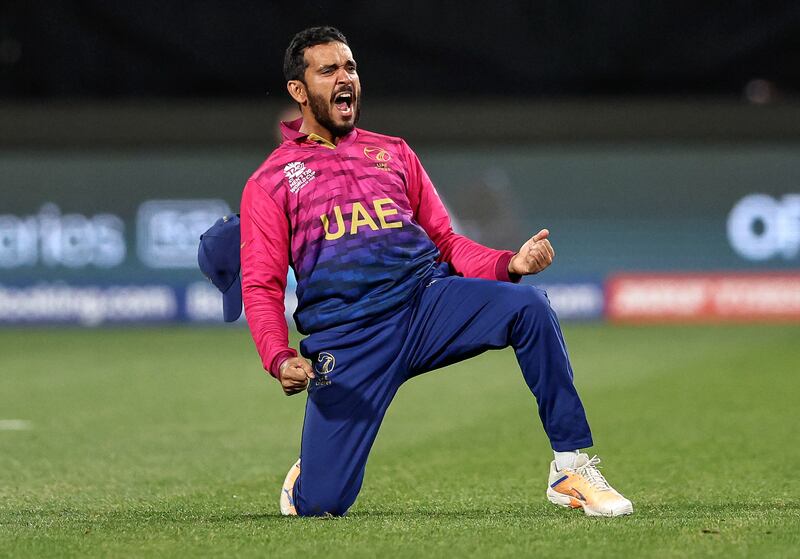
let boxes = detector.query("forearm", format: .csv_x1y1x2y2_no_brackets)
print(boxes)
240,179,297,378
434,230,519,282
402,140,520,282
242,286,297,378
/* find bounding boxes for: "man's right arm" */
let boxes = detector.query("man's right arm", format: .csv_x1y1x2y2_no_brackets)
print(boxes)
239,178,298,379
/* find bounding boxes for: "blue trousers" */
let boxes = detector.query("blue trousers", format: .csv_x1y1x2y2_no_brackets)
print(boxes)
294,271,593,516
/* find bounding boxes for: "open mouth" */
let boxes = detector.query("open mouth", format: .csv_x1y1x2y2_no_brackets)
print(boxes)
333,91,354,116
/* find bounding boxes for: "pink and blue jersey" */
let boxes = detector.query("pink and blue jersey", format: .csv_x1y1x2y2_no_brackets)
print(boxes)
240,118,518,378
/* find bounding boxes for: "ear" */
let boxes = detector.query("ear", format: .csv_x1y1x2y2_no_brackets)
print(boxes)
287,80,307,105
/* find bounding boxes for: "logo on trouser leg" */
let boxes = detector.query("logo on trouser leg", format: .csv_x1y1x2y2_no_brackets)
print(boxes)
314,352,336,387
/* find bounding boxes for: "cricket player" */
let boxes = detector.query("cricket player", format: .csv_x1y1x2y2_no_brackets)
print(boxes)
238,26,632,517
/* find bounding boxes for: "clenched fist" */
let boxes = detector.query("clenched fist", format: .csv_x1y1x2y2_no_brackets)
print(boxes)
278,356,315,396
508,229,555,276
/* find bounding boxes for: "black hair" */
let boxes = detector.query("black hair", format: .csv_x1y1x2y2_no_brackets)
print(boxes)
283,26,349,83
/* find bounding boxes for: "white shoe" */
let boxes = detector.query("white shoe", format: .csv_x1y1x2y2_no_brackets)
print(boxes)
279,459,301,516
546,453,633,517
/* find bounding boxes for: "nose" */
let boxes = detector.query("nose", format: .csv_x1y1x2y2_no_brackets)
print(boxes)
335,67,352,85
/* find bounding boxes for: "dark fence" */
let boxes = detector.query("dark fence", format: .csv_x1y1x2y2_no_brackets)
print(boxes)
3,1,800,99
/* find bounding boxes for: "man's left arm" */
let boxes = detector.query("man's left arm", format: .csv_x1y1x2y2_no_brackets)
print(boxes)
403,141,553,280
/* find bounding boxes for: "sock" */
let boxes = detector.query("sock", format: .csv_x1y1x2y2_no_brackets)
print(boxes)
554,450,580,470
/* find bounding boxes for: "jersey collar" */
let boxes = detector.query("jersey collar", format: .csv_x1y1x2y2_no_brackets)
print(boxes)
280,117,358,149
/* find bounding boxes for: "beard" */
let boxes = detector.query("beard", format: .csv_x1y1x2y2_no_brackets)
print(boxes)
307,88,361,139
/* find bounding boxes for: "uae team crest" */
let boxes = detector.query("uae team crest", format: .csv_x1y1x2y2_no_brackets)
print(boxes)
284,161,316,193
363,146,392,171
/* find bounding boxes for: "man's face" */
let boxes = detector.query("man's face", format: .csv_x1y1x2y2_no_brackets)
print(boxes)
301,42,361,137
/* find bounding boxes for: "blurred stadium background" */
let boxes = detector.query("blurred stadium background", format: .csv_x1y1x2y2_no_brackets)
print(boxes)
2,2,800,325
2,2,800,557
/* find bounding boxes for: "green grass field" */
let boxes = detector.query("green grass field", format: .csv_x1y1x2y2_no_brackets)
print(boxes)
1,324,799,557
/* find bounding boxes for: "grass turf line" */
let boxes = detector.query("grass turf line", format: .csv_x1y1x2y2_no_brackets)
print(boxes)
0,324,798,557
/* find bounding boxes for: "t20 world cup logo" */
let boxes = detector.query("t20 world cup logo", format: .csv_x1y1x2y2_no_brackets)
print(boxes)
314,352,336,386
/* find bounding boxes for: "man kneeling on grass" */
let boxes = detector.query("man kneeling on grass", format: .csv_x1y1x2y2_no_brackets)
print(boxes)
228,26,633,517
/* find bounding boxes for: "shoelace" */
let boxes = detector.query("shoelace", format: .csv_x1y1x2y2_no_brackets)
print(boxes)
575,455,611,491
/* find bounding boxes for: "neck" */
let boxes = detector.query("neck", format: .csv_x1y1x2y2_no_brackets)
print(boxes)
299,116,338,145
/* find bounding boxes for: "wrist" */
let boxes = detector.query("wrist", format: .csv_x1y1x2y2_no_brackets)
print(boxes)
270,349,298,379
507,253,520,275
496,251,522,283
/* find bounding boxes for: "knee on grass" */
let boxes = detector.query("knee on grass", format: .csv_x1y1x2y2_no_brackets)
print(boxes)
297,494,353,517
